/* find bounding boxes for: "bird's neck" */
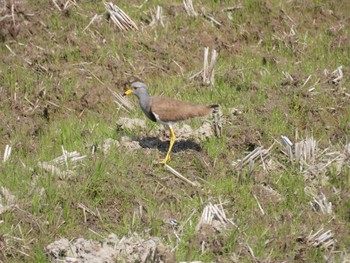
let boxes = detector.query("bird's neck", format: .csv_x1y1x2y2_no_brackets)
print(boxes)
137,91,150,106
138,92,152,117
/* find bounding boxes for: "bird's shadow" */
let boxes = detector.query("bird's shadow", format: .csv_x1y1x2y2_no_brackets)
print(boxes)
138,136,201,153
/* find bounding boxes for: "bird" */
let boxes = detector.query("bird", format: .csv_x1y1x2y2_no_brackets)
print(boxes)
122,81,218,164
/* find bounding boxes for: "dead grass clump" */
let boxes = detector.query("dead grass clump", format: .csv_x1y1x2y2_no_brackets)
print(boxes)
193,201,236,255
38,147,86,179
297,139,348,186
46,233,175,263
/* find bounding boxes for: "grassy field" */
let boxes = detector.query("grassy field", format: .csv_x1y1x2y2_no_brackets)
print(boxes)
0,0,350,262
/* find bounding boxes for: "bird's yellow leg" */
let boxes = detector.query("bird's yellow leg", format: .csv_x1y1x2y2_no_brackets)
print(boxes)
159,127,176,164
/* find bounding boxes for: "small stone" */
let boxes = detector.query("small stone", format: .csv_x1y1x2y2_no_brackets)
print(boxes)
103,138,120,154
193,122,214,140
120,136,141,151
117,117,146,130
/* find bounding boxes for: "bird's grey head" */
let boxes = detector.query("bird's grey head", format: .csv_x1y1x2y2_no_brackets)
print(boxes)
124,81,150,100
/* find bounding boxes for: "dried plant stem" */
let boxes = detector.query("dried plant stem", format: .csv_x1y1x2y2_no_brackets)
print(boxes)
202,13,222,27
149,5,164,27
202,47,218,86
164,164,198,187
104,2,138,31
235,145,272,169
5,44,16,55
253,194,265,215
183,0,197,17
52,0,62,11
212,106,222,138
3,145,12,163
83,14,102,32
332,65,343,84
107,86,135,113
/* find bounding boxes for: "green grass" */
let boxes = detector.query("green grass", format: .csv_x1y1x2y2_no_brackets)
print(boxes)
1,0,350,262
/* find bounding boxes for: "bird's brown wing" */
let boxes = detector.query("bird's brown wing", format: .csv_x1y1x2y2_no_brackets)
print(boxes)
150,96,212,122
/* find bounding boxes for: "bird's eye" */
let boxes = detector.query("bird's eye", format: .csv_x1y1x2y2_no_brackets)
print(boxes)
133,87,138,90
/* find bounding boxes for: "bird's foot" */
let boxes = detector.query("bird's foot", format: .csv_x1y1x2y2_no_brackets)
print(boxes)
158,156,170,165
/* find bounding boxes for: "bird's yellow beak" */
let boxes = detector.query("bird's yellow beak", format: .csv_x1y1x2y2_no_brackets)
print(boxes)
122,89,133,96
